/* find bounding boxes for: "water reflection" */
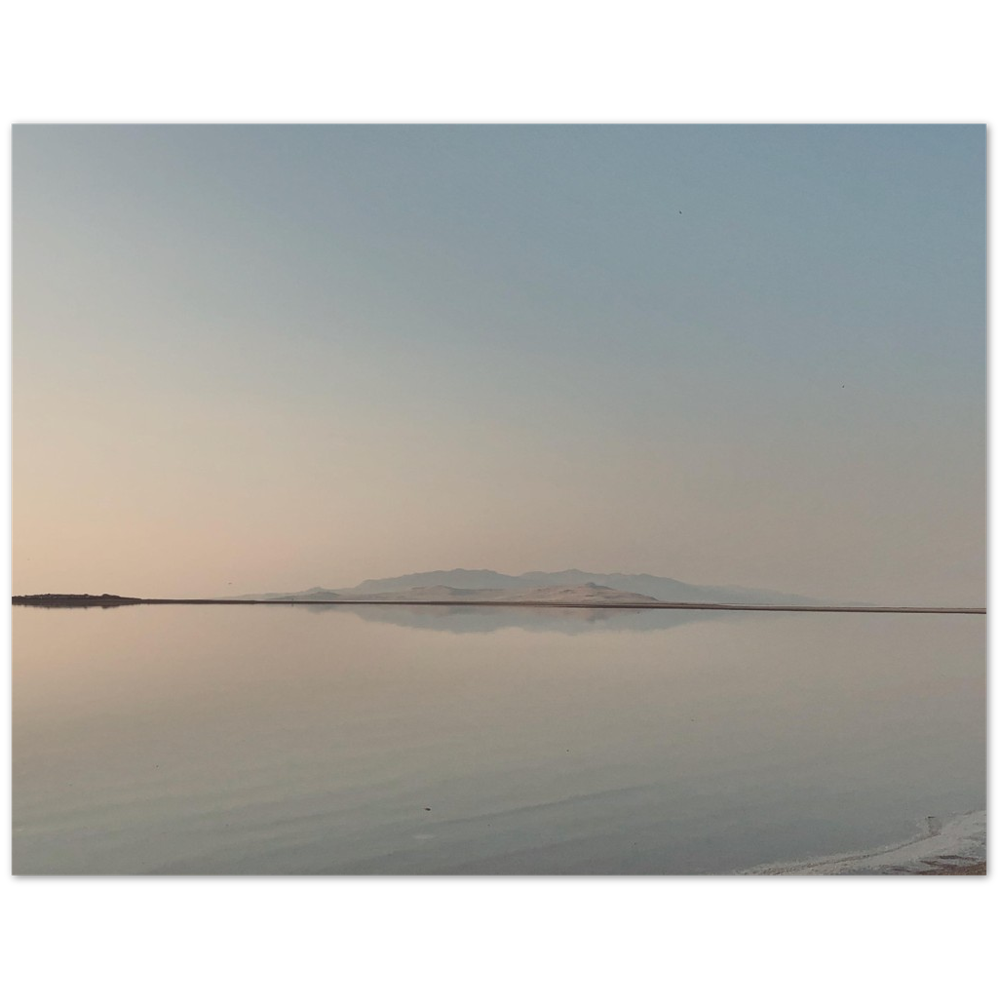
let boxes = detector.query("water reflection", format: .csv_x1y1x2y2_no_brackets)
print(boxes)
23,600,734,634
13,605,985,874
294,602,733,634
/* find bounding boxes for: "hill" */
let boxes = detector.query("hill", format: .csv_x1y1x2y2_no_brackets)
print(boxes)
326,568,815,605
321,583,664,604
244,570,820,605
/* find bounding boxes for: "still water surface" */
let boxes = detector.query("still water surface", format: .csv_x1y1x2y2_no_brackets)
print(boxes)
12,605,984,874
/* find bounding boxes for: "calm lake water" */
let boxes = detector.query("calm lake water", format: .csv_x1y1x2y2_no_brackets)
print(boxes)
12,605,985,875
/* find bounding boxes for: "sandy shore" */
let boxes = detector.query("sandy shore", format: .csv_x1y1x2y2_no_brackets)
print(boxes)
916,860,985,875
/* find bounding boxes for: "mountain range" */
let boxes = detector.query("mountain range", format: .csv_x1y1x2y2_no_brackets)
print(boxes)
240,569,818,605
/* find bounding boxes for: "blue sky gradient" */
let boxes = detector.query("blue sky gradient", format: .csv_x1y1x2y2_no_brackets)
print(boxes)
13,125,985,601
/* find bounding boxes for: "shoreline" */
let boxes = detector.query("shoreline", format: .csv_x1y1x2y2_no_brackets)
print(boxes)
11,595,987,614
741,811,987,875
917,860,985,875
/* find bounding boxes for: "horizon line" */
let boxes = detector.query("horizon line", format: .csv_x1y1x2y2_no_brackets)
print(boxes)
11,596,987,615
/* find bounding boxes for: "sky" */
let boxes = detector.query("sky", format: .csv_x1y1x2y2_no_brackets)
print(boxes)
12,124,985,603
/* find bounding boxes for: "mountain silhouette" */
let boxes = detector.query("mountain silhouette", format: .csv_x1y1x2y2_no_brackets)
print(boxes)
240,569,818,605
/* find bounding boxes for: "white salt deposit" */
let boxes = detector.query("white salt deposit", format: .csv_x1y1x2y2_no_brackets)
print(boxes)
743,811,986,875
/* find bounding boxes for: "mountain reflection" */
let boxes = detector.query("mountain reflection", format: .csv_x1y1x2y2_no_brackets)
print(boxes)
292,602,733,634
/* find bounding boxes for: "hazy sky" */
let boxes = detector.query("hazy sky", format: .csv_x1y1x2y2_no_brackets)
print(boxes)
13,125,984,603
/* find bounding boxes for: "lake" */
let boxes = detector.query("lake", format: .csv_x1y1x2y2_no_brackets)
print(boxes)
12,604,985,875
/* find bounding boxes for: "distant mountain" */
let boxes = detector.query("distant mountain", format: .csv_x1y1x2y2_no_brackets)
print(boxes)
317,583,665,604
338,569,814,604
347,569,521,593
241,569,817,605
238,586,343,601
357,586,499,601
476,583,665,604
253,583,664,604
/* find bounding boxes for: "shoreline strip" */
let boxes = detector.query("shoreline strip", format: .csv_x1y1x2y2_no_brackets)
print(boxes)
11,597,987,613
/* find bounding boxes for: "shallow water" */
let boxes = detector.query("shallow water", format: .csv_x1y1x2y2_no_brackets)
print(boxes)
12,605,985,875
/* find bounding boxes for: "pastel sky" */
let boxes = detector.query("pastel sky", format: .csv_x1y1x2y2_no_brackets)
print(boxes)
13,125,984,603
